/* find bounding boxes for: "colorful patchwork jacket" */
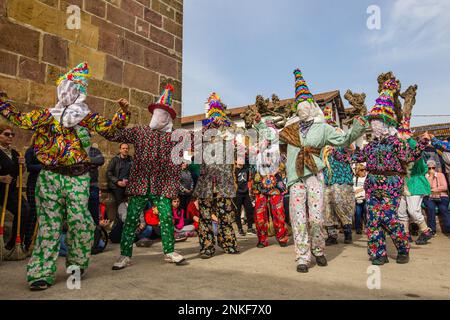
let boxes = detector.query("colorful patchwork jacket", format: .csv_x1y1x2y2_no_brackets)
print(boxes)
323,147,354,186
0,98,129,167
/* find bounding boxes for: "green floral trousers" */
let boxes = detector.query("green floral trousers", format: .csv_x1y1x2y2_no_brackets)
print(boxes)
27,170,95,284
121,192,174,257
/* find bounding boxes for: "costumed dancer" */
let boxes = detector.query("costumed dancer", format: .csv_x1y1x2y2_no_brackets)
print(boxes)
397,108,433,245
353,78,430,265
322,107,356,245
0,62,130,290
252,116,289,248
194,93,239,259
279,69,367,273
108,84,188,270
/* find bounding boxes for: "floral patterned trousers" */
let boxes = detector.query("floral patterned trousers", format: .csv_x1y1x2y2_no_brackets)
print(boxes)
27,170,95,285
365,175,410,259
121,193,174,257
289,173,326,265
198,197,238,255
254,194,289,246
324,184,355,238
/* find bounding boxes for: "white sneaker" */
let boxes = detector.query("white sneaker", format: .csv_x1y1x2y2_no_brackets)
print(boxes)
164,252,187,265
112,255,131,270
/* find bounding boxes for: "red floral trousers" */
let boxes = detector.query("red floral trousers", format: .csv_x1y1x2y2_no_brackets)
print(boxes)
254,194,289,246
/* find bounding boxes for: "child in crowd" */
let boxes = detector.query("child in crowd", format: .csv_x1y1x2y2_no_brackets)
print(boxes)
172,197,196,240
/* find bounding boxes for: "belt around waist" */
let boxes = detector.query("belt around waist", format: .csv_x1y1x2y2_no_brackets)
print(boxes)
44,163,90,177
369,171,405,177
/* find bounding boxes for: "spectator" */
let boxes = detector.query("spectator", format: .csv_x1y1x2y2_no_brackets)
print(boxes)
424,159,450,235
188,158,201,188
88,142,105,226
0,123,29,251
107,143,133,210
431,136,450,188
144,204,161,240
172,197,196,240
179,162,194,215
186,197,200,230
353,164,367,234
24,138,41,250
135,211,153,248
234,158,256,235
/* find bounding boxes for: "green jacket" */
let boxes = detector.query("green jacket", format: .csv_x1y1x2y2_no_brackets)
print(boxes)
280,118,367,186
405,138,431,196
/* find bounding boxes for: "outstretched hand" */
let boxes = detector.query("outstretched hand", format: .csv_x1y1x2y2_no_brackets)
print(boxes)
117,98,130,113
421,132,432,141
0,91,8,99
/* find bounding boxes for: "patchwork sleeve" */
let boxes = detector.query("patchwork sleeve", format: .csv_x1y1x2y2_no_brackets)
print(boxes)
0,99,47,130
397,136,429,163
82,109,130,135
431,137,450,152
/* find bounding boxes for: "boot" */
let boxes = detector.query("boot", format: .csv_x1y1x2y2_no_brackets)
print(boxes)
371,255,389,265
315,255,328,267
396,253,410,264
325,236,338,246
343,224,353,244
297,264,309,273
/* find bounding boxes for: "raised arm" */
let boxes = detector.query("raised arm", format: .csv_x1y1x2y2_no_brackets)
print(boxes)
431,137,450,152
323,117,368,148
397,136,430,163
0,94,48,130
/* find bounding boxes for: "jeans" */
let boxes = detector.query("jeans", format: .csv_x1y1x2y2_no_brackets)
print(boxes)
355,201,367,231
423,196,450,233
234,192,254,230
137,225,153,240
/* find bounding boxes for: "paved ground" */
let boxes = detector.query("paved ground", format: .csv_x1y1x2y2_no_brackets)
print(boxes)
1,232,450,300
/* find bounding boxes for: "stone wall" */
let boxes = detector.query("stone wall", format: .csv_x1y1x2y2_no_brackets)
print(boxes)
0,0,183,190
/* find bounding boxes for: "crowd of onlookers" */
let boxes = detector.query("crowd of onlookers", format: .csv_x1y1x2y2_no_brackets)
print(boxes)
1,122,449,259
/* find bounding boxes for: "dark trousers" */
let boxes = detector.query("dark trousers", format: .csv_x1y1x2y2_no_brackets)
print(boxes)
283,194,290,226
179,194,192,217
423,196,450,233
88,185,100,226
234,192,254,230
111,187,126,211
355,201,367,231
2,187,29,250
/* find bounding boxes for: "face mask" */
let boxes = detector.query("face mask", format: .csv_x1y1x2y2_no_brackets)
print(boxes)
57,80,80,107
370,120,390,138
296,101,317,122
150,108,173,132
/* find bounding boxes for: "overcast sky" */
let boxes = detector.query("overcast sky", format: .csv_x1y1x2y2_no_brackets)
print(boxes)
182,0,450,126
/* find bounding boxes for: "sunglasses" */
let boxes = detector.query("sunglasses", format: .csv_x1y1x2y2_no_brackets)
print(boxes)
1,132,15,138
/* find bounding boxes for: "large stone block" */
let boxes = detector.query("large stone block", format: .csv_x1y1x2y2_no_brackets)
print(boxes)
89,78,129,101
98,29,125,58
43,34,68,67
125,30,179,61
0,20,40,59
151,0,175,20
123,63,159,94
127,105,141,125
29,82,56,107
163,17,182,38
85,95,105,114
0,51,18,76
135,0,150,7
120,39,145,66
130,89,154,109
150,25,174,49
104,55,123,85
0,75,29,103
68,43,106,79
161,0,183,12
78,18,100,50
106,3,135,32
91,15,125,37
38,0,58,7
85,0,106,18
18,57,46,84
175,37,182,54
144,8,162,28
121,0,144,18
136,18,149,38
144,49,177,79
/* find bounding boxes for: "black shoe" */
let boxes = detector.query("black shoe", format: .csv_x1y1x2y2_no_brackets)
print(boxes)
356,229,362,235
370,256,389,265
256,242,266,248
344,225,353,244
325,236,338,246
297,264,309,273
315,255,328,267
238,229,246,236
29,280,51,291
279,242,288,247
415,231,432,245
200,252,214,259
246,228,257,235
396,254,410,264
